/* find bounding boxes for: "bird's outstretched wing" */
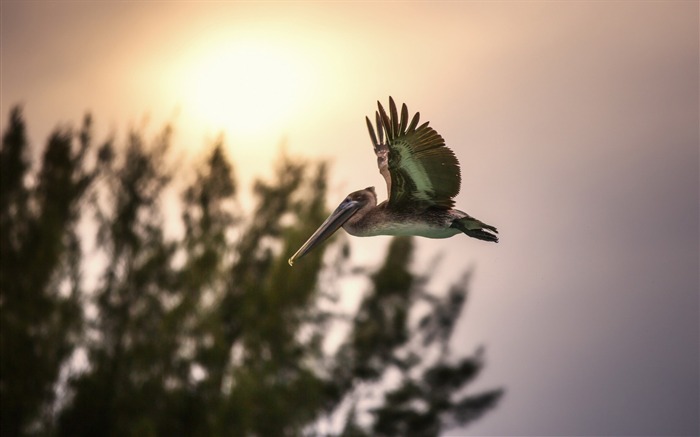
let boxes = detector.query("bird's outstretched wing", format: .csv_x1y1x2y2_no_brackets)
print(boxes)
365,97,461,209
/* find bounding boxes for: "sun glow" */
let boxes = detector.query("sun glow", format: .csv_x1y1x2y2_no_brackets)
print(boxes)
182,38,315,141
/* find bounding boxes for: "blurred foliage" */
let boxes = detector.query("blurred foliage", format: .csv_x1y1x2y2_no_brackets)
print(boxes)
0,107,502,437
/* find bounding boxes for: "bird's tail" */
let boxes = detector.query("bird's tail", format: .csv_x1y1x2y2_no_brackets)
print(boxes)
451,215,499,243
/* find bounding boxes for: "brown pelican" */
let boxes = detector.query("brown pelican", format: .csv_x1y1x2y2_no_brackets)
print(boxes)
288,97,497,266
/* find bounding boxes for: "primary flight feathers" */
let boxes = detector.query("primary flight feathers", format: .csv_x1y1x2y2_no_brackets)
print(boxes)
366,98,461,209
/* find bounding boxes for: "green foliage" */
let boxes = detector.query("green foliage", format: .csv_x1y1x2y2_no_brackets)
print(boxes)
1,109,94,435
0,107,502,437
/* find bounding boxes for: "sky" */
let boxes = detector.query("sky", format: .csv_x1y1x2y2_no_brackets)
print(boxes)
2,1,698,436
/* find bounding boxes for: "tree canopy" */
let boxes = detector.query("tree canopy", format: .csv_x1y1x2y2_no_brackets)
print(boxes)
0,107,502,436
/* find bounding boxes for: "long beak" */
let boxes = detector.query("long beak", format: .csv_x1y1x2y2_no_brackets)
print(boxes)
288,200,361,266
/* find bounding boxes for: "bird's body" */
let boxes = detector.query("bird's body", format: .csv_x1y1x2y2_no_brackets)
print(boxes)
288,97,498,266
344,201,464,239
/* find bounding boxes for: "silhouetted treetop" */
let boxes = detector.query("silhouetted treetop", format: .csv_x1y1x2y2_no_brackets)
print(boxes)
1,107,502,437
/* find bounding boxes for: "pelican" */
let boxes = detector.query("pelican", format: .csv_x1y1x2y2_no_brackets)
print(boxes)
288,97,497,266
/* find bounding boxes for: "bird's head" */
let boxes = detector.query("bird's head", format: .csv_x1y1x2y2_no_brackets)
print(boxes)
288,187,377,266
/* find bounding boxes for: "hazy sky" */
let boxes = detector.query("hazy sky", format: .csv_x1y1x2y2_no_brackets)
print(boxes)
2,1,698,435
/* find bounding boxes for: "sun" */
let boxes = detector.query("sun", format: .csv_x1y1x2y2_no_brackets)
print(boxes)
182,38,313,141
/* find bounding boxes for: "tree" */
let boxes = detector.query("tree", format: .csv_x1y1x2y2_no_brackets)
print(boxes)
1,108,503,437
1,108,93,435
332,238,502,437
57,125,183,437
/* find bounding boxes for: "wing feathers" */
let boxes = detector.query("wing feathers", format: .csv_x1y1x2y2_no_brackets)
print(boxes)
407,111,420,133
375,111,384,144
366,97,462,209
366,116,378,149
389,97,399,139
399,103,408,133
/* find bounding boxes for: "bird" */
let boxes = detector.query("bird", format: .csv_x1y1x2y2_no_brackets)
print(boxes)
288,97,497,266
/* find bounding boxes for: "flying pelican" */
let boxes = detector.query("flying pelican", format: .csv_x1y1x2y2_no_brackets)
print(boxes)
288,97,497,266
